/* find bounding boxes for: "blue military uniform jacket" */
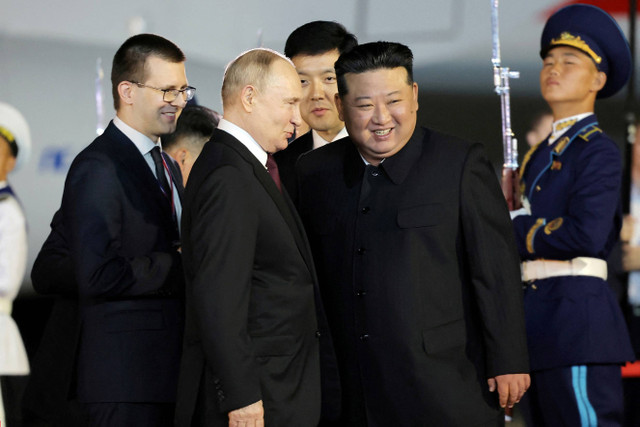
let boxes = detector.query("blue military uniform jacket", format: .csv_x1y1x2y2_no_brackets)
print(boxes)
513,114,634,371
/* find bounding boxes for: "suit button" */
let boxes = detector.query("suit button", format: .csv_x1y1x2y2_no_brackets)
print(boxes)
360,334,369,341
531,284,538,290
315,330,322,338
357,247,366,255
356,290,367,296
361,206,370,214
535,185,541,192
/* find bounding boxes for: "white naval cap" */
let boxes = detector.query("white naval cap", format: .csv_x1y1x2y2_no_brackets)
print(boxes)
0,101,31,171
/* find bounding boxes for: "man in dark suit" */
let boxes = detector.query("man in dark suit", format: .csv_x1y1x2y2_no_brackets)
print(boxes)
22,109,195,427
175,48,332,427
296,42,530,426
55,33,193,426
21,210,88,427
23,147,185,427
275,21,357,196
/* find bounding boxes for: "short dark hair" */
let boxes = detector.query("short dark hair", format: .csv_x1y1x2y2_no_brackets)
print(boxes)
111,33,185,110
335,41,414,97
162,105,220,150
285,21,357,59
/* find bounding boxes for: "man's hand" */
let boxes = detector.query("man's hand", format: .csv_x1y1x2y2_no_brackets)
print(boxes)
487,373,530,408
228,400,264,427
623,244,640,272
621,215,635,243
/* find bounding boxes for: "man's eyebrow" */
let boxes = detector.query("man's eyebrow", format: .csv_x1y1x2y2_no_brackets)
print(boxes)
297,68,336,75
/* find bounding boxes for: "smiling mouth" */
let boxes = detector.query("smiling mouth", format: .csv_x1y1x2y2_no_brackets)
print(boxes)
374,129,391,136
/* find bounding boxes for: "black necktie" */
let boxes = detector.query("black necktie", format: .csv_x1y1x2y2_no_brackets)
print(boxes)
266,154,282,193
150,146,171,198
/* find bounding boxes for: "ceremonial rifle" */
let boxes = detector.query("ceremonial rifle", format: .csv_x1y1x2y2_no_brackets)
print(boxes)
491,2,520,420
95,58,105,136
491,0,521,210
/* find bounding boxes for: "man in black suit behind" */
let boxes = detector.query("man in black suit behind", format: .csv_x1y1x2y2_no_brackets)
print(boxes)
175,48,333,426
275,21,357,196
296,41,530,426
163,105,220,186
22,107,199,426
55,33,193,426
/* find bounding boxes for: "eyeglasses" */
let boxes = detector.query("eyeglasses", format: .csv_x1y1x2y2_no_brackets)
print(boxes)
131,82,196,102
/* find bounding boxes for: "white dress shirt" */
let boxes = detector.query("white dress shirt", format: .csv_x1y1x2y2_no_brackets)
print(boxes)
311,127,348,150
217,118,269,167
113,116,182,232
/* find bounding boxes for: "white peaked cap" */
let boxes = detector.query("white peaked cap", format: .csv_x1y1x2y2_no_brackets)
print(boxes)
0,101,32,170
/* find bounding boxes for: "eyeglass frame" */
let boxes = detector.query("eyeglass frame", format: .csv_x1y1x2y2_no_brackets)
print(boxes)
130,81,197,102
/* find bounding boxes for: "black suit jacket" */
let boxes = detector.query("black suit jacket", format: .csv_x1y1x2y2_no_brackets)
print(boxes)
175,128,329,426
22,210,88,427
296,127,529,426
274,130,313,199
59,121,185,403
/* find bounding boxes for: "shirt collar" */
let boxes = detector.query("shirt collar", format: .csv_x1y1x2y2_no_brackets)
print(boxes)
113,115,160,156
549,112,592,144
312,127,349,150
217,118,268,168
355,127,424,185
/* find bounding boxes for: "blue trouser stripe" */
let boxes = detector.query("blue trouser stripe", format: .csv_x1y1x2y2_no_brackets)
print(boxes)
571,365,598,426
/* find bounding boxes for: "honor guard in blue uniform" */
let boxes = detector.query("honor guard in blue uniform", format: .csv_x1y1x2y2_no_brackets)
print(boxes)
512,5,635,425
0,102,31,427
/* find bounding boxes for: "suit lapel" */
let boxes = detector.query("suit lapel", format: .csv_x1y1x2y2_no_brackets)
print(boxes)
216,130,316,273
101,122,176,226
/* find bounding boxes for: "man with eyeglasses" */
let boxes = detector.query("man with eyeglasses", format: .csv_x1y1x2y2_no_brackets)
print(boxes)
52,33,192,426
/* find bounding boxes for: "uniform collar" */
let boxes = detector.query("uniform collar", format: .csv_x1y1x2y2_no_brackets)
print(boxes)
549,112,592,144
353,127,425,185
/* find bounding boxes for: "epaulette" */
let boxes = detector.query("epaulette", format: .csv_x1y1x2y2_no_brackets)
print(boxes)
578,125,603,142
519,141,544,180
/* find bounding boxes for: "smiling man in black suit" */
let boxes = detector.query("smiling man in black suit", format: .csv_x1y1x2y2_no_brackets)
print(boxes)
57,33,192,426
296,41,530,426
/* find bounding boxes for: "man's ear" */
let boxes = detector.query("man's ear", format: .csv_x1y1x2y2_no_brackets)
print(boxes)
118,81,135,106
178,148,188,165
240,85,257,112
592,71,607,93
335,93,344,122
6,155,16,175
